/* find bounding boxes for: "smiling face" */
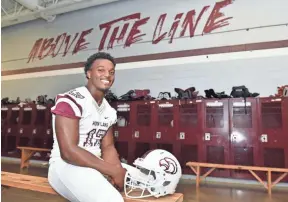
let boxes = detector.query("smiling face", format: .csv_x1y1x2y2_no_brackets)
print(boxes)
86,58,115,93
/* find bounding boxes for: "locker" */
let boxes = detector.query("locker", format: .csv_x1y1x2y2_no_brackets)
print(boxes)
153,100,176,143
150,101,174,150
113,102,133,164
229,98,260,179
6,105,21,157
148,100,178,170
130,101,154,162
176,99,203,174
1,106,9,154
33,105,48,138
258,97,288,182
17,105,36,148
202,99,230,178
32,105,53,160
44,104,54,154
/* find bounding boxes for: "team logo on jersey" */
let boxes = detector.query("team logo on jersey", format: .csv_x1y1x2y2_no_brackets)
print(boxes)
92,121,108,128
159,157,178,175
68,89,85,99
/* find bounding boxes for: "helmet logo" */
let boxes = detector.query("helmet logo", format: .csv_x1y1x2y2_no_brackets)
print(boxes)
159,157,178,175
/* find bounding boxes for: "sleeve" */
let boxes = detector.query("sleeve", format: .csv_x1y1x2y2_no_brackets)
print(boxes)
51,94,83,119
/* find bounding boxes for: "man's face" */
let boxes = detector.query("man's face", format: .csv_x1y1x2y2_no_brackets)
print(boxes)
87,59,115,92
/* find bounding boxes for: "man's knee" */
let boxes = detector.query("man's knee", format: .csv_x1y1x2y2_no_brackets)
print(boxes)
49,163,124,202
107,190,124,202
82,188,123,202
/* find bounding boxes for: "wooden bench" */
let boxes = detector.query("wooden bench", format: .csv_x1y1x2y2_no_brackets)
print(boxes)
186,161,288,195
1,171,183,202
17,146,51,172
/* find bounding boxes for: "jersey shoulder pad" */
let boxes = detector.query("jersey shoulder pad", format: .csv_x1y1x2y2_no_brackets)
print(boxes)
66,87,86,101
51,87,86,119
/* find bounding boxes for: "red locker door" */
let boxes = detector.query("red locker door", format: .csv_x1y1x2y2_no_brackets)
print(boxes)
43,104,53,150
202,99,230,178
176,99,203,174
113,102,132,164
1,106,9,154
284,97,288,174
6,105,21,156
130,101,154,162
17,105,36,148
42,104,53,161
258,97,288,182
152,100,177,154
229,98,259,180
33,105,49,148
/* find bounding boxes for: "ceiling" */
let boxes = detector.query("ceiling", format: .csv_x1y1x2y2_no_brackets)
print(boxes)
1,0,123,28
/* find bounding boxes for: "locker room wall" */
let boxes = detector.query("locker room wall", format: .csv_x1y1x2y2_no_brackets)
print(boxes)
2,0,288,99
2,54,288,100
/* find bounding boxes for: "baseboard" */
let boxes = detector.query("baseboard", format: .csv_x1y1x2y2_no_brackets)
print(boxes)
180,174,288,190
1,156,49,168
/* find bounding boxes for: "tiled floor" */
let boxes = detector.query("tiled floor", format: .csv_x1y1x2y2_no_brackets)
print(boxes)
1,161,288,202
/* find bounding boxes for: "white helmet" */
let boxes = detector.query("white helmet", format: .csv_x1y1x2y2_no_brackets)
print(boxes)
124,149,182,199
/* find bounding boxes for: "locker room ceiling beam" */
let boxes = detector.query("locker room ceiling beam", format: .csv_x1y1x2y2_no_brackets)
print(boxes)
1,0,119,28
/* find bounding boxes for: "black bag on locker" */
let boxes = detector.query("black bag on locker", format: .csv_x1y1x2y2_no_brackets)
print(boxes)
157,92,171,100
174,87,198,99
230,85,250,98
230,85,260,114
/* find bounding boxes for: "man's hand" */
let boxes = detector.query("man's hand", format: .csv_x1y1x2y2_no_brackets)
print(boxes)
110,165,127,191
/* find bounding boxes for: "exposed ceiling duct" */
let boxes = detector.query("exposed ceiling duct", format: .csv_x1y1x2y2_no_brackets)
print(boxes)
15,0,56,22
1,0,120,28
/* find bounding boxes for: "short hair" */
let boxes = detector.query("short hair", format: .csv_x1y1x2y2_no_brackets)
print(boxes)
84,52,116,77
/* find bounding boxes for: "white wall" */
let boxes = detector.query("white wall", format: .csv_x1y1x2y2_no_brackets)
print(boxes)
2,54,288,100
1,0,288,100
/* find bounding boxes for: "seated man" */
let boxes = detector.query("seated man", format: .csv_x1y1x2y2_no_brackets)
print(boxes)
48,52,127,202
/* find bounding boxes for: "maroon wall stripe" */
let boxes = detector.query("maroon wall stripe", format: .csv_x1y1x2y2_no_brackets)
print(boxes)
2,40,288,76
2,62,85,76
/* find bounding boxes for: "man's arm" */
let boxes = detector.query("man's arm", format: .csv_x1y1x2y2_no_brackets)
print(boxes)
54,114,117,177
101,126,122,167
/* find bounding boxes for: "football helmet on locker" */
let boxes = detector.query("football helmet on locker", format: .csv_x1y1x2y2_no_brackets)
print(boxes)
124,149,182,199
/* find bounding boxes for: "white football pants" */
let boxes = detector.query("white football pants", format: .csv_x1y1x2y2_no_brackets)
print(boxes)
48,158,133,202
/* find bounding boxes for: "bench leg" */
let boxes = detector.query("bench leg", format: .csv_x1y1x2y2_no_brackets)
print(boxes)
267,170,272,195
196,166,201,188
1,185,10,193
20,150,36,173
